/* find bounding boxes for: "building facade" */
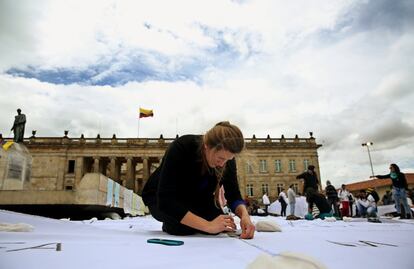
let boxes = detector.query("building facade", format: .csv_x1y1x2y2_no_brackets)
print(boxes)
3,133,321,203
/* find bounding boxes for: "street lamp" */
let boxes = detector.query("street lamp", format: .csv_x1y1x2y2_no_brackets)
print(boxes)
362,142,374,177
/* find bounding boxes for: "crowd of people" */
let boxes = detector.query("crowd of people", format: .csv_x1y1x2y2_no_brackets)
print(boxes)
248,164,413,221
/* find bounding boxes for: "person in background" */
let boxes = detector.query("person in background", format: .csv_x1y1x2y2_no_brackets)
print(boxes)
355,191,368,217
287,184,296,216
407,189,414,207
296,165,320,195
372,164,412,219
142,121,255,238
278,188,288,217
356,189,379,222
348,192,355,217
325,180,340,218
305,189,333,220
338,184,350,217
262,192,270,215
381,190,393,205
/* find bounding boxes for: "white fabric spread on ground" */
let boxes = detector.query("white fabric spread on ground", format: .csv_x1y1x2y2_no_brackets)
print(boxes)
1,209,414,269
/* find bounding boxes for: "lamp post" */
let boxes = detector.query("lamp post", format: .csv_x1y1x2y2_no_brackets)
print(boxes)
362,142,374,177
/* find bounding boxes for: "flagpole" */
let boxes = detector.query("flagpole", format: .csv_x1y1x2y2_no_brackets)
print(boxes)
137,117,140,138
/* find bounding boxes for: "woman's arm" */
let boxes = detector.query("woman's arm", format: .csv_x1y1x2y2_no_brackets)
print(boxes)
372,174,390,179
181,211,236,234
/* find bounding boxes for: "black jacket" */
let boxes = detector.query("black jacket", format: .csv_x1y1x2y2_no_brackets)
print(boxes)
325,185,338,201
296,171,319,192
142,135,244,223
376,172,408,189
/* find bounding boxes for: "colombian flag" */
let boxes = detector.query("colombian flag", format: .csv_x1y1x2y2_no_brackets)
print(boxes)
139,108,154,118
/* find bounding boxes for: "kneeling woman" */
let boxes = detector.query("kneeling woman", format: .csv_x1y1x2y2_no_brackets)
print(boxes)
142,121,255,239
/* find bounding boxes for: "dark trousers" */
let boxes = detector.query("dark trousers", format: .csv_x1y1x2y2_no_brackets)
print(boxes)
148,202,223,235
327,198,340,217
281,202,287,216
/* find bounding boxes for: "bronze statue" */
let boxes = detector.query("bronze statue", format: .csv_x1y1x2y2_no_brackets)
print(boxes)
11,108,26,143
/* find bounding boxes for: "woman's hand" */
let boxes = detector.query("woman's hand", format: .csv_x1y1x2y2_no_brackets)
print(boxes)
239,215,255,239
207,215,236,234
234,204,255,239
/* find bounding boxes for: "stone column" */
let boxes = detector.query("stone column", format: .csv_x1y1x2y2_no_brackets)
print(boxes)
142,157,150,182
74,156,84,188
56,157,66,190
100,158,108,176
137,157,150,194
109,157,118,181
125,157,135,190
93,157,100,173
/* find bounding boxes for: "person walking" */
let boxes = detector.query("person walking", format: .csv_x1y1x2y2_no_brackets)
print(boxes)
372,164,412,219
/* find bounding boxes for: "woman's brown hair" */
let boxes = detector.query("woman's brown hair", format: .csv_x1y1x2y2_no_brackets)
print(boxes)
201,121,245,208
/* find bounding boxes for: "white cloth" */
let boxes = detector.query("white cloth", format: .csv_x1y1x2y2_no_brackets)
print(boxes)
123,189,133,214
268,196,308,217
262,194,270,205
106,179,114,206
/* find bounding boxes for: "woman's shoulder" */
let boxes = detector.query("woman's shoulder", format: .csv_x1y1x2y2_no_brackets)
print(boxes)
171,135,202,151
175,135,202,146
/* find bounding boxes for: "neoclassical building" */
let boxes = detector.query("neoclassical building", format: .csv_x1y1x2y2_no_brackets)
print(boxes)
19,133,321,201
1,132,321,219
239,134,321,201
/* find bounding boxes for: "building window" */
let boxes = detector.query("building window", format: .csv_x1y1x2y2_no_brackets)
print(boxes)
293,183,299,194
68,160,75,174
259,160,267,173
303,159,309,171
246,184,254,196
276,183,284,195
261,184,269,195
246,161,253,174
289,160,296,172
274,160,282,173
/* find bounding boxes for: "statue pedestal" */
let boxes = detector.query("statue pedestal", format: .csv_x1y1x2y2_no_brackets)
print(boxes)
0,142,32,190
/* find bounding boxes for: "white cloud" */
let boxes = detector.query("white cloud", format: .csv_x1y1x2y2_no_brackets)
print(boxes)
1,0,413,187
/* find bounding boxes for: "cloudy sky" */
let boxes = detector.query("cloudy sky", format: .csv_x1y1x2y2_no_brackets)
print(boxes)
1,0,413,187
